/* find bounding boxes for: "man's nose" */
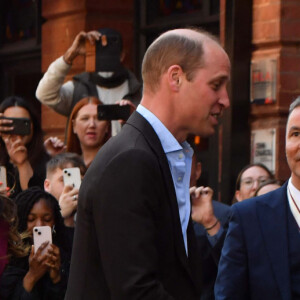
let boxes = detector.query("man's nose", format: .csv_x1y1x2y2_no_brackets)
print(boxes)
219,88,230,109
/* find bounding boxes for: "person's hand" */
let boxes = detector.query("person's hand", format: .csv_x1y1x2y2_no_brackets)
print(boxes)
44,137,66,157
116,99,136,125
59,185,79,218
190,186,220,236
23,243,50,292
3,135,28,166
45,244,61,284
63,30,101,65
0,113,13,136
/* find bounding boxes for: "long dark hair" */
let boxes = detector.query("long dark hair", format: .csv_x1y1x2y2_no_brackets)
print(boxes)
0,96,47,168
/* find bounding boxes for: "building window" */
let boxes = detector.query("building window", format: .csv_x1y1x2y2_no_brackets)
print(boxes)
0,0,41,47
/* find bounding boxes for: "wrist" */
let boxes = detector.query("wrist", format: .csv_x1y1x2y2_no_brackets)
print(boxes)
51,271,61,284
23,271,37,292
202,216,218,229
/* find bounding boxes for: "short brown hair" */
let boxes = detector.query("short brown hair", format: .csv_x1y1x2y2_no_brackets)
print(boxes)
142,28,220,93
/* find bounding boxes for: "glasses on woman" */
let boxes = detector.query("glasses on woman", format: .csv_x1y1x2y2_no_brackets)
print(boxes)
240,176,269,189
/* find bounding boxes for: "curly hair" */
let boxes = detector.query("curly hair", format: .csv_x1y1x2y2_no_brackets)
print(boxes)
0,195,27,259
14,187,67,250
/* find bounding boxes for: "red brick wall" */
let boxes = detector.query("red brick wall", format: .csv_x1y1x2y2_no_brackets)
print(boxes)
251,0,300,180
40,0,135,140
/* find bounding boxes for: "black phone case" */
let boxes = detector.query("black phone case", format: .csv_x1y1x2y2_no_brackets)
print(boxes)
97,105,130,121
0,117,31,136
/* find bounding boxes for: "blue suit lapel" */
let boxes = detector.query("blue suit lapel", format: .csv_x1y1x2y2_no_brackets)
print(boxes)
256,182,291,300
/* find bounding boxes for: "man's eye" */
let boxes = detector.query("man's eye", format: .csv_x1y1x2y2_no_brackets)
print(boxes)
211,83,221,91
292,132,300,137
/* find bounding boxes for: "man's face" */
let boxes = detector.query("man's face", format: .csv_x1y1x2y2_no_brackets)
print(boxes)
286,106,300,188
44,167,65,200
178,43,230,138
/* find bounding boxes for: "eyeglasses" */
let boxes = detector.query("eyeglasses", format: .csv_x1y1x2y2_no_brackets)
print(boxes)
240,176,269,189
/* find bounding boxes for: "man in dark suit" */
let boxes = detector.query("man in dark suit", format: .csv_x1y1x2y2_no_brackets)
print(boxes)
66,28,231,299
215,96,300,300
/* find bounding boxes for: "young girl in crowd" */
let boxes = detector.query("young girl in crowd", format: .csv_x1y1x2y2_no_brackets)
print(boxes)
0,187,71,299
66,97,111,168
0,96,50,197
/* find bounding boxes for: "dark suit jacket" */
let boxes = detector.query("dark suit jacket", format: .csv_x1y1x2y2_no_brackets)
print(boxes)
215,182,292,300
65,112,202,299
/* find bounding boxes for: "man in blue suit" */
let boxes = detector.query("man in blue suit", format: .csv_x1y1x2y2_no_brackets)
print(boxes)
215,96,300,300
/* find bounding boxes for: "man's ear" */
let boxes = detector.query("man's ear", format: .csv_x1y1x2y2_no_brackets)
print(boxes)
167,65,183,92
44,179,50,192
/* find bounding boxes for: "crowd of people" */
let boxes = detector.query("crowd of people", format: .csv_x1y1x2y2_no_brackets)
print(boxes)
0,26,295,300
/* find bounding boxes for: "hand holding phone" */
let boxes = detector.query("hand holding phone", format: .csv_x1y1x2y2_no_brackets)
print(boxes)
0,116,31,136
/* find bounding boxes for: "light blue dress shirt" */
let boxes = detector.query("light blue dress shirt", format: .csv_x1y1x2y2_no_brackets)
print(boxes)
137,105,193,255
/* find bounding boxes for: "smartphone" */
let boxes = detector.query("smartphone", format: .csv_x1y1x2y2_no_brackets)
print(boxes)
0,116,31,136
33,226,52,254
97,104,130,121
63,167,81,189
0,166,7,190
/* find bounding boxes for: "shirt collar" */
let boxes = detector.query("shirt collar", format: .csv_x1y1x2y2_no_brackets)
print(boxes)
137,104,182,154
288,178,300,206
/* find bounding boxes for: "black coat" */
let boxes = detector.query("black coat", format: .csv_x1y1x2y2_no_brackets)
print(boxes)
66,112,204,299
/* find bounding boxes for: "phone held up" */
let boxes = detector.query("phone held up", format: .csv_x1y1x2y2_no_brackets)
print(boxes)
63,167,81,190
0,166,7,190
0,116,31,136
97,104,130,121
33,226,52,254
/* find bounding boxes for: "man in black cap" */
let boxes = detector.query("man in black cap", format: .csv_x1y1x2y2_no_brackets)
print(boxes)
36,29,142,136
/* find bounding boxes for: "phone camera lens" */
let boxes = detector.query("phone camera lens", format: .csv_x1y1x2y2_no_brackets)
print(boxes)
38,231,41,235
64,170,67,173
68,173,71,176
34,228,38,232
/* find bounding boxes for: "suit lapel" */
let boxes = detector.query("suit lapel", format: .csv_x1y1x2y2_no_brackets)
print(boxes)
257,182,291,299
127,112,194,281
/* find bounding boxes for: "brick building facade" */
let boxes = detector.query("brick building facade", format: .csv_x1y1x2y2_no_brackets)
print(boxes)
1,0,300,202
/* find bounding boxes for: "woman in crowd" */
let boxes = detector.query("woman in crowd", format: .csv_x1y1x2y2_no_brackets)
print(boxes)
233,163,274,203
0,195,27,278
0,187,70,299
0,96,50,197
66,96,111,168
254,178,282,197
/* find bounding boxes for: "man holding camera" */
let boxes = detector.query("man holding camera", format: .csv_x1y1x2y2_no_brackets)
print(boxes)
66,28,230,299
36,28,141,136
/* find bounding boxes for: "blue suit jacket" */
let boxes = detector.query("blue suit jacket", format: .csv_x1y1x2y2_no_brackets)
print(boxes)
215,182,292,300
